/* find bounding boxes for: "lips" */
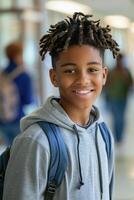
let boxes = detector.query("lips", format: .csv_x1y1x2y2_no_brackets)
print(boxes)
73,89,94,95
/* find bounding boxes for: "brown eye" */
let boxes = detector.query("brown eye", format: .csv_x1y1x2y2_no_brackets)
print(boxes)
64,69,75,74
88,67,99,73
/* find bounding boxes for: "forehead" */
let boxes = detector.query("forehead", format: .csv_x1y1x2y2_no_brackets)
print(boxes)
55,45,102,66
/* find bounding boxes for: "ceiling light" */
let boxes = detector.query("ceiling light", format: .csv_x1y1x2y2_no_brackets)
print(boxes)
104,15,130,29
45,0,91,15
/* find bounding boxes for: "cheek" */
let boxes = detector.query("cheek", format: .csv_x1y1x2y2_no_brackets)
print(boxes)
57,74,73,87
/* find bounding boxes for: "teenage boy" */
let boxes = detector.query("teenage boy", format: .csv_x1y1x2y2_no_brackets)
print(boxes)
3,12,119,200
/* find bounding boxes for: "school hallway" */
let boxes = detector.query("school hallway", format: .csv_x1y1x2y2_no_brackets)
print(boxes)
97,92,134,200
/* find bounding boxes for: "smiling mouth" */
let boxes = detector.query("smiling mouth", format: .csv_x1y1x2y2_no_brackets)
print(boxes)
73,89,94,95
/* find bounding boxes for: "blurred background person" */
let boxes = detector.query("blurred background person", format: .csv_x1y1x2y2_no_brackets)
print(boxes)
105,53,133,144
0,41,34,145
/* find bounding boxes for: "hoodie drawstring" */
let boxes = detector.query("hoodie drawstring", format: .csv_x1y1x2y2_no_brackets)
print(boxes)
73,123,103,199
73,125,84,189
95,123,103,199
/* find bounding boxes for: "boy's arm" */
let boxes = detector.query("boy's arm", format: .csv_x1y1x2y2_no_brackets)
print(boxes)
3,136,49,200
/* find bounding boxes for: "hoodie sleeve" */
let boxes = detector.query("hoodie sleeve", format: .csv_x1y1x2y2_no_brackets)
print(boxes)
3,131,50,200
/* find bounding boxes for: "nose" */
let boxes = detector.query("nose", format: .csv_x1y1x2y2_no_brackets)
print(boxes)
75,71,90,85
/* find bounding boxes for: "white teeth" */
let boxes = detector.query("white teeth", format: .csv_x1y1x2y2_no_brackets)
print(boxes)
74,89,94,94
75,90,90,94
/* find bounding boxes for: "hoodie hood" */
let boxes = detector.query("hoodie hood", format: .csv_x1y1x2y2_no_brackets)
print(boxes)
21,96,104,132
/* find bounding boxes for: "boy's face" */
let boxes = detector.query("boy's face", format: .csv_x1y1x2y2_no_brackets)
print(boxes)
50,45,108,111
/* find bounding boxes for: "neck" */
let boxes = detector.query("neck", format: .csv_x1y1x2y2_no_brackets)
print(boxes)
59,101,92,126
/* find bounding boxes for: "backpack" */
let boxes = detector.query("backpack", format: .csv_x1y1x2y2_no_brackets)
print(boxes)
0,67,23,123
0,121,111,200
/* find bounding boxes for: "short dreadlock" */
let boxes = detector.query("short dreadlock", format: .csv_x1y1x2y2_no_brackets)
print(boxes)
39,12,120,67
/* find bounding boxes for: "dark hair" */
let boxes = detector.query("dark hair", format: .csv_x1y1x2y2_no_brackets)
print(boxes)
5,42,23,60
39,12,120,67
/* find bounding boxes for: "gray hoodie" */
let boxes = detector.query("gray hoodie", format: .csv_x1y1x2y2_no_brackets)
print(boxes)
3,96,114,200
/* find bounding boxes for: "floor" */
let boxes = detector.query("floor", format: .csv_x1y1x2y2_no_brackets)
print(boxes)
114,157,134,200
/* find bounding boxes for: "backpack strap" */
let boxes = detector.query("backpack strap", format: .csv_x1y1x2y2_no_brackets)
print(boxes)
98,122,112,200
98,122,111,161
37,121,68,200
0,147,10,200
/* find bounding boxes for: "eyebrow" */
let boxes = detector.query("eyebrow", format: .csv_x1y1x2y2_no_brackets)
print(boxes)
60,61,102,67
60,63,76,67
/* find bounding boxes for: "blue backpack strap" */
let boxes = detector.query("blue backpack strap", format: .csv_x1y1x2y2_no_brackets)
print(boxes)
37,121,68,200
98,122,112,199
98,122,111,160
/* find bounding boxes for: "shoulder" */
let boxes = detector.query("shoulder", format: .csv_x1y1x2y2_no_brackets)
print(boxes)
13,123,50,153
98,121,113,142
98,121,114,158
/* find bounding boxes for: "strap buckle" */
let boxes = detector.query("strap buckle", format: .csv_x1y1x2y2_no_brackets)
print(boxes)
45,180,57,200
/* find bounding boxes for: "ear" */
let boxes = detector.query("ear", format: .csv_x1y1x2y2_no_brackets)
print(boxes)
102,66,108,86
49,68,58,87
